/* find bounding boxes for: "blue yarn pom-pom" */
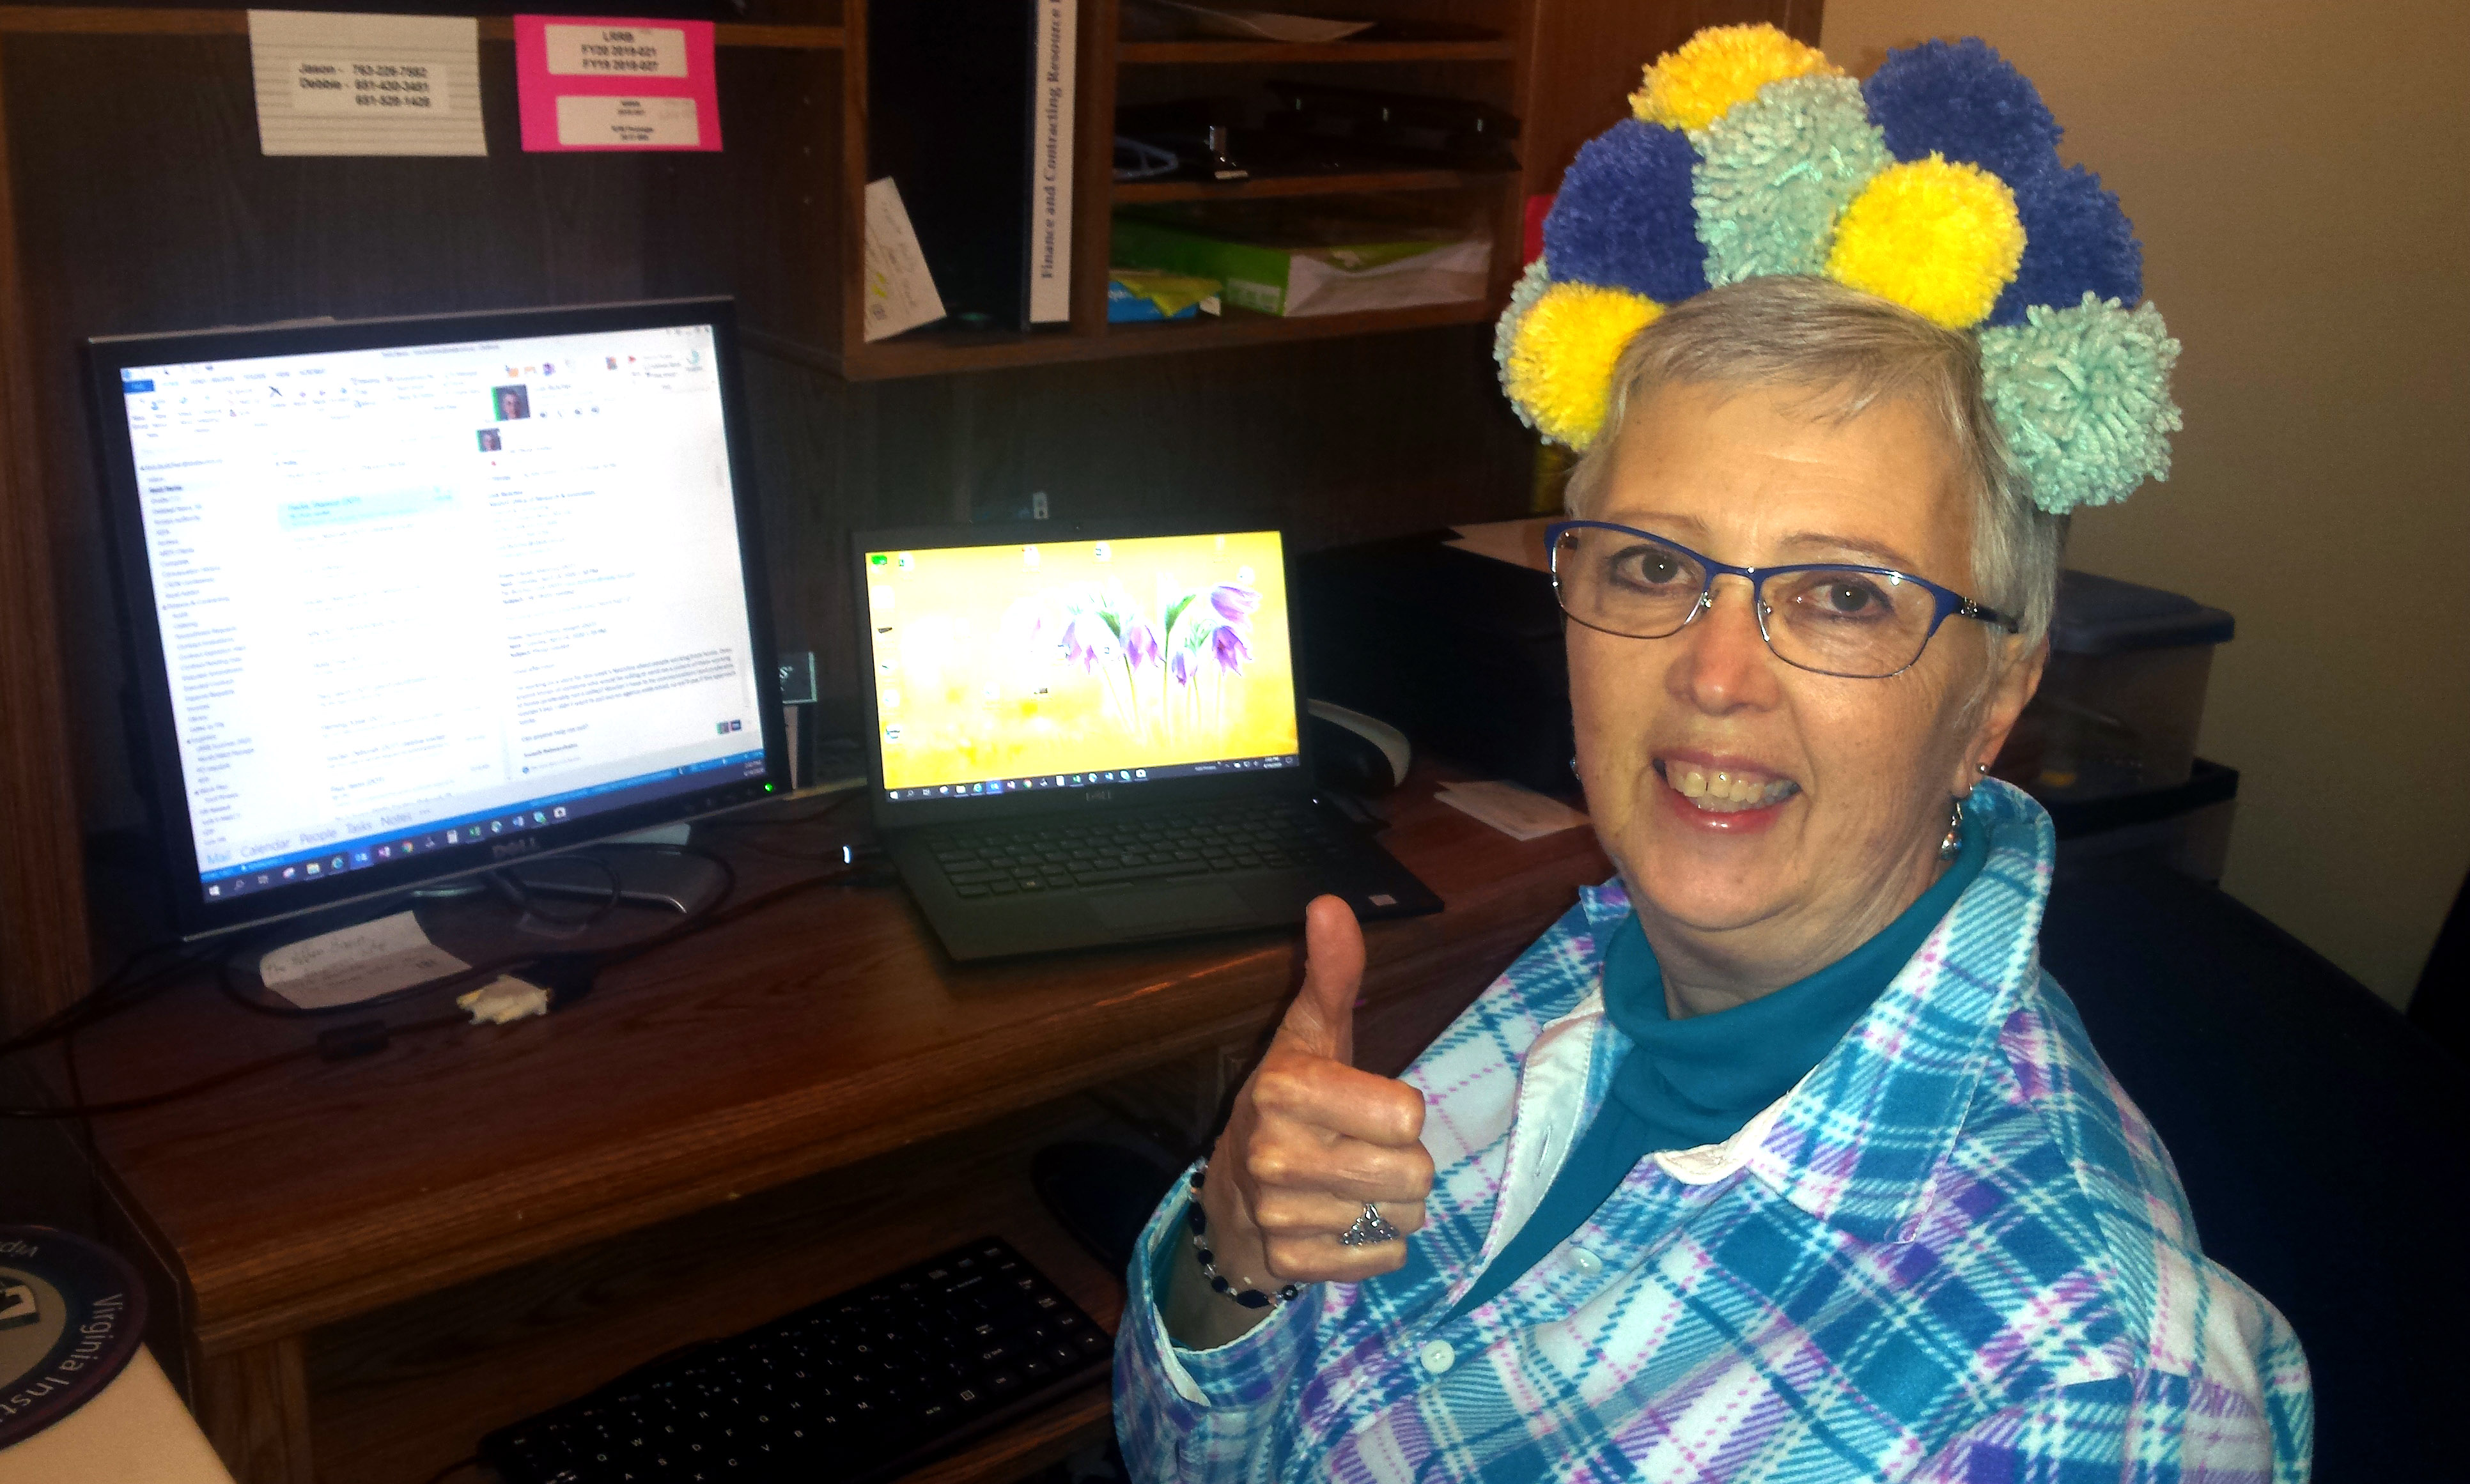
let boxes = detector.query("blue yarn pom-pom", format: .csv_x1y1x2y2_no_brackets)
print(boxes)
1863,38,2062,187
1544,120,1709,304
1986,163,2143,327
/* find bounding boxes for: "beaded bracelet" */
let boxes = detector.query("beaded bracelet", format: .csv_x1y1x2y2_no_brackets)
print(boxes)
1186,1159,1303,1311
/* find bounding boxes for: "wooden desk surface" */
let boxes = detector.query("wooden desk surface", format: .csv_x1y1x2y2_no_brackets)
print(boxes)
71,770,1612,1370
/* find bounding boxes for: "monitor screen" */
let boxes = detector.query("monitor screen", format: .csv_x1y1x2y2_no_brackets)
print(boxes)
91,300,783,936
861,530,1301,803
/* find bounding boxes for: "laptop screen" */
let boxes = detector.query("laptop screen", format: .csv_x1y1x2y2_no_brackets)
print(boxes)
862,530,1302,802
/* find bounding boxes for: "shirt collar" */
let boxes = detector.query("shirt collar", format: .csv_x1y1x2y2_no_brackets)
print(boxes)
1578,780,2057,1244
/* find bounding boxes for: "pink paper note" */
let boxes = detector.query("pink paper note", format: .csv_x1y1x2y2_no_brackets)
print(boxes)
515,15,720,152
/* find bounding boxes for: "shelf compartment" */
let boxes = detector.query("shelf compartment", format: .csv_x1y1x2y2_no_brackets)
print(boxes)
1117,38,1512,64
1114,166,1508,203
0,6,846,48
759,295,1497,380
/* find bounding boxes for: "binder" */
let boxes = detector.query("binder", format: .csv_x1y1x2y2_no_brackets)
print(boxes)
869,0,1075,330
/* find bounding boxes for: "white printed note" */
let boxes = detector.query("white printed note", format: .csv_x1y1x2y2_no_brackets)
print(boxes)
557,95,699,147
545,23,688,77
249,11,486,157
1435,779,1590,841
862,178,947,342
258,909,470,1009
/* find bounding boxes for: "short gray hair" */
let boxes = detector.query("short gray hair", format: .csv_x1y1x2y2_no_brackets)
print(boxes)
1563,275,2064,647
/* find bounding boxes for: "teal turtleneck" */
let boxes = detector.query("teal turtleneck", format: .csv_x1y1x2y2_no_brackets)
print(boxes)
1445,815,1989,1322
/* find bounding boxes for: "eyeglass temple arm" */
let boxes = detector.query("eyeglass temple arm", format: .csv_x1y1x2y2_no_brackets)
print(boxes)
1954,599,2021,631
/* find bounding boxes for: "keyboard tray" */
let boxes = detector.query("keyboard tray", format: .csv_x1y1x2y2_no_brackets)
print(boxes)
481,1237,1114,1483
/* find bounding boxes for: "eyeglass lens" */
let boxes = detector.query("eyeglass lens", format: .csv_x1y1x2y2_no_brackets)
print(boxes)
1552,526,1941,678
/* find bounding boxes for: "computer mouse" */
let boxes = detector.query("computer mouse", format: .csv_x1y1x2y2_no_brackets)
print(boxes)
1307,700,1411,796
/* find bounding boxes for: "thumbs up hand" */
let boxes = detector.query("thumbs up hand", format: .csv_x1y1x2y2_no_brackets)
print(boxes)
1167,897,1434,1345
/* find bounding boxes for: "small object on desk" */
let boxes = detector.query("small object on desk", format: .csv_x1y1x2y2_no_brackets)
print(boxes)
1436,778,1588,841
256,909,471,1010
1307,699,1411,794
480,1236,1113,1484
1107,268,1223,321
457,976,552,1025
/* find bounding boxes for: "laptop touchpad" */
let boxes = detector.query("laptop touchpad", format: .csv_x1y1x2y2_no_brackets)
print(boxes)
1091,883,1252,934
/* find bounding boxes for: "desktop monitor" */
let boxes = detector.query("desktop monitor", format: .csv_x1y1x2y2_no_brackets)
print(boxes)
86,298,788,939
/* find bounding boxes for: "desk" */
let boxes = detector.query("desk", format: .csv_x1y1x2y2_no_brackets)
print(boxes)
56,769,1610,1484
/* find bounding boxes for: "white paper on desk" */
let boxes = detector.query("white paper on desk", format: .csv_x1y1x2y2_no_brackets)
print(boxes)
1436,779,1589,841
249,11,487,157
258,909,470,1009
1445,516,1555,573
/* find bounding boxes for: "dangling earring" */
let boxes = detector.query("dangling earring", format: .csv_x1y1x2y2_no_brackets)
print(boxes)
1939,797,1964,860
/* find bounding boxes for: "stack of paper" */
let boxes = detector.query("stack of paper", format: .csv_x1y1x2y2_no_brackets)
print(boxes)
1434,778,1589,841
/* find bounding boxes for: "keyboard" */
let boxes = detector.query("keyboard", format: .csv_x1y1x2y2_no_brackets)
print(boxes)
480,1237,1114,1484
926,799,1344,899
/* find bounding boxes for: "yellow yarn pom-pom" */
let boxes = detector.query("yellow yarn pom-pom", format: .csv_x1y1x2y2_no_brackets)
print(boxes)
1505,281,1663,450
1631,24,1838,134
1824,155,2026,328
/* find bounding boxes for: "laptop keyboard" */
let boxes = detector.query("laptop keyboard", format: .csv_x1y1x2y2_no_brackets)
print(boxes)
926,800,1344,898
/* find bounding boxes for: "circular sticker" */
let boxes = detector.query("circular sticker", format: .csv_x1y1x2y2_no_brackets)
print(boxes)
0,1227,148,1450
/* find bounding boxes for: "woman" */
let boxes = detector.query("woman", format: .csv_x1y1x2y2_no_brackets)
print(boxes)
1113,27,2310,1484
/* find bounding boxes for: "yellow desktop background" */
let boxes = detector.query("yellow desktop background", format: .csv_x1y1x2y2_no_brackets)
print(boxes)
866,532,1298,790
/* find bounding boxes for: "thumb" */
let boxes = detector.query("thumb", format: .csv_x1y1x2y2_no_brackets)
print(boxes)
1279,895,1365,1066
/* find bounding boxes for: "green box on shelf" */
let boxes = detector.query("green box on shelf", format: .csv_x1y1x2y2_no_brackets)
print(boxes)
1110,210,1487,318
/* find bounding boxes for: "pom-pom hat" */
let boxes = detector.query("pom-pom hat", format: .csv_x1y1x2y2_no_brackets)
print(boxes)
1498,25,2179,515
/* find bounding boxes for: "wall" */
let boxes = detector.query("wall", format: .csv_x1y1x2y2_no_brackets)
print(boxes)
1822,0,2470,1006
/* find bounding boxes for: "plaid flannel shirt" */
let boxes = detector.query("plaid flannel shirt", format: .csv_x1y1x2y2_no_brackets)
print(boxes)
1114,780,2312,1482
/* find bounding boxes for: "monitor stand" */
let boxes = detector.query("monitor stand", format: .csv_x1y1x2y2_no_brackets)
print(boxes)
496,848,729,918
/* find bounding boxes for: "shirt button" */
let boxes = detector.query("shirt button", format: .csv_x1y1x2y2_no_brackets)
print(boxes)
1566,1247,1603,1276
1418,1340,1456,1375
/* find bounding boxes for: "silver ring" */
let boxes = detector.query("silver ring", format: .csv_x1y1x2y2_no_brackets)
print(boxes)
1339,1202,1402,1247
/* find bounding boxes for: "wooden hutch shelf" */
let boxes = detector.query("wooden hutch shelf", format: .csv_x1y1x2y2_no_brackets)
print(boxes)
761,296,1497,380
1114,36,1516,64
1112,164,1509,203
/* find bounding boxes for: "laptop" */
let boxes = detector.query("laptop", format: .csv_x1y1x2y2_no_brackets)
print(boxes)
855,522,1443,961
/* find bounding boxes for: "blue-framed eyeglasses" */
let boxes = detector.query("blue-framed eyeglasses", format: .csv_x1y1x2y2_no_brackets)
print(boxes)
1545,520,2019,679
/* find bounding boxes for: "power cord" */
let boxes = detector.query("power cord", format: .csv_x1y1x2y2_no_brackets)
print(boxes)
0,850,890,1120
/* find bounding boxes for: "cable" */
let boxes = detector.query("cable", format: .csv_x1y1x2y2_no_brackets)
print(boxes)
5,833,880,1120
0,939,214,1060
492,849,626,936
1,853,874,1119
0,1010,470,1120
418,1454,484,1484
212,843,738,1021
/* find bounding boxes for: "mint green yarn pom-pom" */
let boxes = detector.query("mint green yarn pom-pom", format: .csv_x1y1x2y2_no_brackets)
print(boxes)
1694,74,1890,285
1980,293,2183,514
1495,256,1555,431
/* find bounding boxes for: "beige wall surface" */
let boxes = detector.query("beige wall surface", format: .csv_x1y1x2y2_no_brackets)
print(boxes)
1822,0,2470,1007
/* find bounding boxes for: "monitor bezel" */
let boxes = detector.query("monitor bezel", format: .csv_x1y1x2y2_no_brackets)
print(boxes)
87,297,790,941
851,520,1320,830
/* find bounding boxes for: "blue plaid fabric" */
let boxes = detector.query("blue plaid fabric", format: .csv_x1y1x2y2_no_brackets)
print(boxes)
1114,780,2311,1481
